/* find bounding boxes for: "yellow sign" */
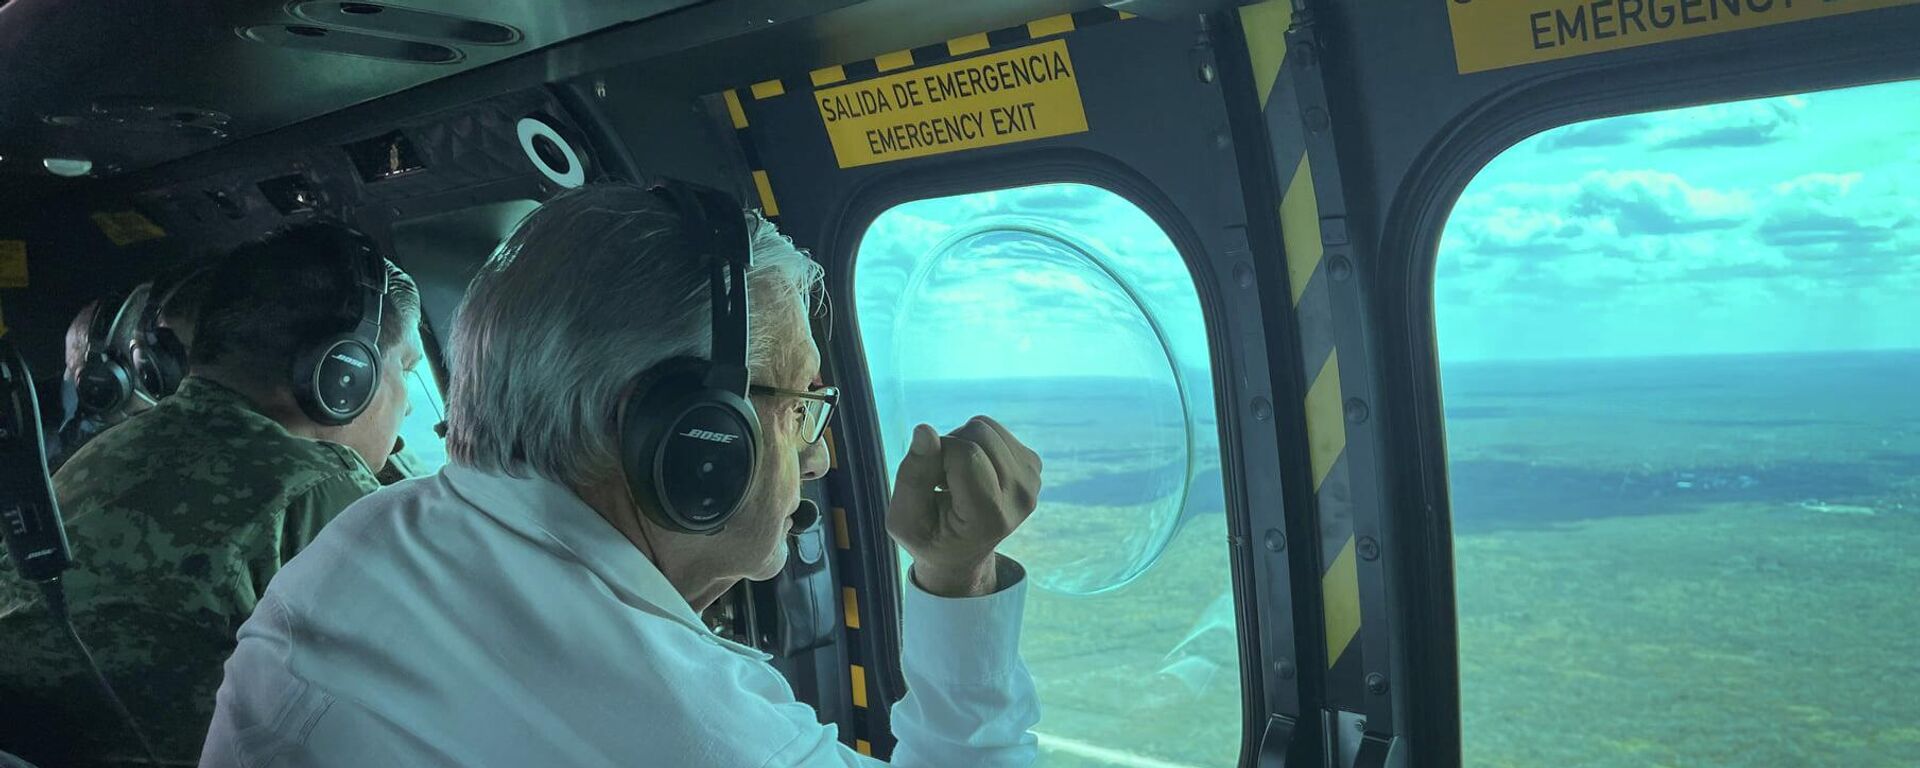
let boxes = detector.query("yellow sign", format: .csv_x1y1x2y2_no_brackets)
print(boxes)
815,39,1090,169
90,211,167,247
0,241,25,288
1447,0,1920,74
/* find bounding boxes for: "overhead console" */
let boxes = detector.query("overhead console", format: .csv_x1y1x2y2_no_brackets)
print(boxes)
123,88,593,252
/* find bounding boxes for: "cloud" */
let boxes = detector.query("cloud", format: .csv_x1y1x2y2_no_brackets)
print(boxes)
1436,85,1920,359
1001,184,1113,227
1441,163,1920,309
1535,116,1651,151
1757,211,1897,248
1567,170,1752,236
1649,101,1802,149
1530,97,1808,154
1756,172,1916,253
1445,170,1754,279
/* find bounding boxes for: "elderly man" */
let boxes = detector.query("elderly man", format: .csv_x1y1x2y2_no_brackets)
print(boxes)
47,267,212,470
201,181,1044,767
0,223,424,766
49,291,147,469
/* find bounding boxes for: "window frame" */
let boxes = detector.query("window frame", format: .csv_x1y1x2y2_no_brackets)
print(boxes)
1373,48,1920,763
372,193,545,473
826,148,1290,765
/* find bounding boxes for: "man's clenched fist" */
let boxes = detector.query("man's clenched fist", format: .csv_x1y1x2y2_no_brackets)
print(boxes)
887,415,1042,597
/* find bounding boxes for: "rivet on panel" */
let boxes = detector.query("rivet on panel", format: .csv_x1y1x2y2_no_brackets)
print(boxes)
1328,255,1353,281
1251,397,1273,422
1263,529,1286,552
1357,536,1380,561
1234,262,1255,289
1344,398,1369,424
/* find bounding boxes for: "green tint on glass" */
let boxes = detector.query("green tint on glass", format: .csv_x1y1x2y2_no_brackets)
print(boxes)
395,363,448,474
1436,80,1920,767
855,184,1240,767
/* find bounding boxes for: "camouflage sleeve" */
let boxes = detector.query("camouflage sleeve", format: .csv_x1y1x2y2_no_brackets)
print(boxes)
278,471,380,568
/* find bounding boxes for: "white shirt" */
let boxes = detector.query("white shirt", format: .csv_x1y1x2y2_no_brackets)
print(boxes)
199,463,1040,767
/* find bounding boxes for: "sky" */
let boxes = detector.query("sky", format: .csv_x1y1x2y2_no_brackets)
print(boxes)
1436,79,1920,362
854,183,1212,383
854,79,1920,381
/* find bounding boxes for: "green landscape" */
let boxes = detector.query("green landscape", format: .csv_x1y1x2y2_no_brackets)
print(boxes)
890,350,1919,767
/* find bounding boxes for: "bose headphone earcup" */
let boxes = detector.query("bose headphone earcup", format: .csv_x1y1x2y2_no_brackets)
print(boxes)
131,328,187,398
293,333,381,426
619,361,761,535
75,353,133,417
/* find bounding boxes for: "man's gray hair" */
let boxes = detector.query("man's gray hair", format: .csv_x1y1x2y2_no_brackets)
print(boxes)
63,299,102,384
445,183,825,488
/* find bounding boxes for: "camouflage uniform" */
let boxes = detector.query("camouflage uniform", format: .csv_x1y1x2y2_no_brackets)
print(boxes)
0,376,378,766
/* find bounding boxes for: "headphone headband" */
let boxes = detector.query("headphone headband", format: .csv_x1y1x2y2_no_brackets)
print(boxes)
649,182,750,396
131,262,215,398
85,288,130,356
337,228,388,349
135,263,212,351
622,180,759,534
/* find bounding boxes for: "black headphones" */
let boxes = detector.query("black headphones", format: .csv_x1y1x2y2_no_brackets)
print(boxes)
128,264,211,400
617,181,760,535
74,289,136,418
289,228,389,426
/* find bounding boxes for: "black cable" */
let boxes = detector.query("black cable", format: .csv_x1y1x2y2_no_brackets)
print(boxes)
35,579,164,768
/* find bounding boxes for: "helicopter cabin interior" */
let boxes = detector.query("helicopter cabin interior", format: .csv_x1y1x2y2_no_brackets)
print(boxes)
0,0,1916,765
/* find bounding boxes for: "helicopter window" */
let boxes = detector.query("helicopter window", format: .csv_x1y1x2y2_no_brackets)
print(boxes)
1435,80,1920,767
396,357,448,473
386,198,538,478
854,182,1240,766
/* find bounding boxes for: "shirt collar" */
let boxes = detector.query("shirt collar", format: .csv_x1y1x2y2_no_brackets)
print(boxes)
438,462,742,646
172,376,277,421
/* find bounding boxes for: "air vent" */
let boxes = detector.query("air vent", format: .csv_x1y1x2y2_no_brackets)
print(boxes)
288,1,522,45
239,24,462,64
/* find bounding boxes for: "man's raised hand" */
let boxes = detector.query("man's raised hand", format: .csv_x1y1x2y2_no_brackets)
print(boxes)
887,415,1042,597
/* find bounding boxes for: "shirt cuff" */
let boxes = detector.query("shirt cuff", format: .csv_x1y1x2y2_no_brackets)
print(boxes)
902,556,1027,685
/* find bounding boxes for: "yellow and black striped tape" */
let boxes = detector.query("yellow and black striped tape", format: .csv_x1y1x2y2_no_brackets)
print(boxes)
715,9,1137,752
719,90,782,220
1237,0,1364,677
794,8,1130,93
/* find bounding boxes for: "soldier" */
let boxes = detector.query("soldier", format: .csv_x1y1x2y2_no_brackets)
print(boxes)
48,291,147,470
46,269,210,471
0,222,424,766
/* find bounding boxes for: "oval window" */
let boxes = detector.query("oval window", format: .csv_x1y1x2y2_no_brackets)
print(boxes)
855,182,1240,767
873,218,1194,594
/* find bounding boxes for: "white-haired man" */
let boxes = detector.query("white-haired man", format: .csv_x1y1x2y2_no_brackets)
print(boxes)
201,182,1045,767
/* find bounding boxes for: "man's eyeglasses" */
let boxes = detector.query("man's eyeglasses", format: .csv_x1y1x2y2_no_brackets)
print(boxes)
748,385,838,445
